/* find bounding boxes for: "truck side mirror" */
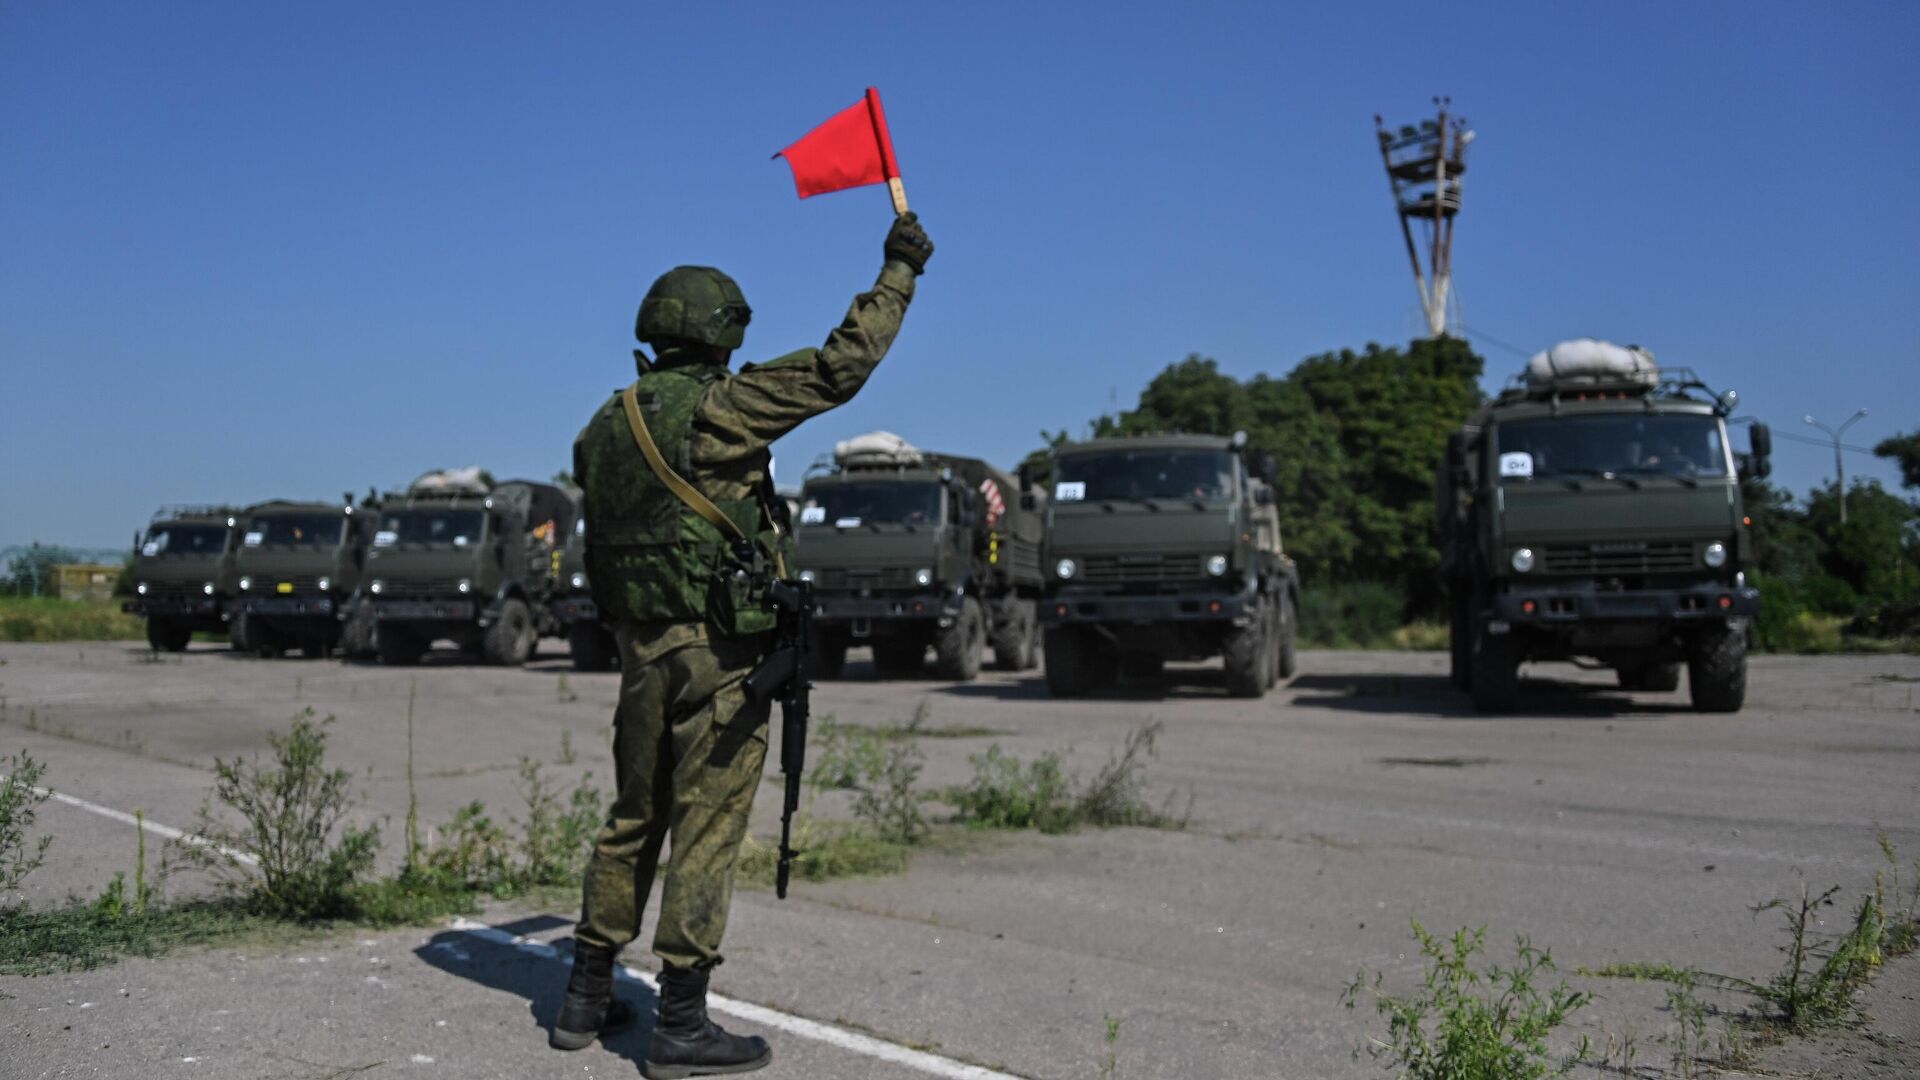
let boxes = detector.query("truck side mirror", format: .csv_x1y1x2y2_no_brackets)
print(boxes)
1016,463,1034,493
1749,422,1772,460
1258,453,1277,483
1254,487,1275,506
1019,492,1038,512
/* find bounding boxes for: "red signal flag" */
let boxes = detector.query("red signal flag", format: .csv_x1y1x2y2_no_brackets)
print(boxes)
776,88,907,213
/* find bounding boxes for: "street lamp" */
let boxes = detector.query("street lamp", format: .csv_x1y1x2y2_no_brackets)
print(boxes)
1804,409,1868,524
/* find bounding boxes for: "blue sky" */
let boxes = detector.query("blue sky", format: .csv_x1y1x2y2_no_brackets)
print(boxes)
3,1,1915,553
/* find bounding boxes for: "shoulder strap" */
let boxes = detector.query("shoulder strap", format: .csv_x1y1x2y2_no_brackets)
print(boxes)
621,381,744,542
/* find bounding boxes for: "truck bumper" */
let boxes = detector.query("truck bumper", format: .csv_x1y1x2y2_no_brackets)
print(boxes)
1040,583,1256,626
813,592,958,627
235,596,335,618
550,597,598,624
373,599,476,622
125,598,222,618
1492,583,1760,625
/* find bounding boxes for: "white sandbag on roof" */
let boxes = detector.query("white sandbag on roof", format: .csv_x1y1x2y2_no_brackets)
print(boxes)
1525,339,1658,387
834,431,925,467
409,466,493,495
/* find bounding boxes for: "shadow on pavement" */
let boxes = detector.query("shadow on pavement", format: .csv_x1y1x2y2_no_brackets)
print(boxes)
1287,671,1694,719
414,914,657,1066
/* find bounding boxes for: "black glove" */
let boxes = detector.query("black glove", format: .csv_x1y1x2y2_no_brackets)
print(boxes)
883,212,933,275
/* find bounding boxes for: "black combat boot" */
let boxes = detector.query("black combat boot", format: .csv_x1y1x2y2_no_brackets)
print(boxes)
550,940,638,1050
643,966,772,1078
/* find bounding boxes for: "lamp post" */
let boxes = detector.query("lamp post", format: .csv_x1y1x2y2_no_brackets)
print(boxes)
1804,409,1868,524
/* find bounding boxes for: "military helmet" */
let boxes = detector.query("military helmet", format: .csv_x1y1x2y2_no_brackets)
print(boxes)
635,266,752,350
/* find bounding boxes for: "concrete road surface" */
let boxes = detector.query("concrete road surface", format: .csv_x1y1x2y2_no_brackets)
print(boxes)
2,641,1916,1078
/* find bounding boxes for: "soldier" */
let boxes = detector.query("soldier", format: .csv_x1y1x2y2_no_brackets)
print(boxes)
552,213,933,1078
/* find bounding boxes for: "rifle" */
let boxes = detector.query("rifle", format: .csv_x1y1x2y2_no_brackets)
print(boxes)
742,568,813,900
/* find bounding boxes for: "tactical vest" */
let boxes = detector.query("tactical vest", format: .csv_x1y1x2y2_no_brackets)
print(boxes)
578,367,789,635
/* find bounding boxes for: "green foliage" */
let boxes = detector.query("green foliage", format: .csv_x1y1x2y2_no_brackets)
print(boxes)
1745,476,1920,650
1343,921,1592,1080
0,900,276,975
851,740,929,846
0,596,145,641
737,818,911,886
809,714,888,791
950,723,1187,834
511,758,604,888
170,709,381,920
1,751,54,898
1874,429,1920,490
1300,581,1409,647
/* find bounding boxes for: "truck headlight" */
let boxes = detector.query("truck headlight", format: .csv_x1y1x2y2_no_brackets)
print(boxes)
457,579,472,594
914,567,933,587
570,572,588,589
369,579,384,595
1510,548,1536,574
797,569,814,584
1702,542,1727,568
136,582,149,595
1055,558,1077,580
316,576,331,592
238,576,252,591
202,582,215,596
1205,554,1229,577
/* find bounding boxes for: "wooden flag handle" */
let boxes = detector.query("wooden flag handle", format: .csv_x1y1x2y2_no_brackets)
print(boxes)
887,177,909,216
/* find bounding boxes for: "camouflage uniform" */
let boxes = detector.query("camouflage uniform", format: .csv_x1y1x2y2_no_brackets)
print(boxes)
573,260,916,971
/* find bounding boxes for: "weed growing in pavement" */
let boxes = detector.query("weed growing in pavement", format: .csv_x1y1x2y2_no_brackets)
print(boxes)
511,757,604,888
1,750,53,897
558,727,577,765
808,714,886,791
851,739,928,846
168,708,380,920
1099,1015,1123,1079
0,899,283,975
557,673,579,704
1342,921,1592,1080
950,723,1189,834
737,817,911,887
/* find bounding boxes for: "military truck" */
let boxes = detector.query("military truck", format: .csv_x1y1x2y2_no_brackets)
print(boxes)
123,506,241,651
363,469,574,667
550,513,617,671
229,497,375,658
796,432,1044,681
1039,433,1299,698
1436,340,1771,713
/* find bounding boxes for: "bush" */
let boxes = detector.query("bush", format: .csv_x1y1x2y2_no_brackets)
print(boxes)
737,819,910,886
1,751,53,898
1300,581,1407,648
950,723,1187,834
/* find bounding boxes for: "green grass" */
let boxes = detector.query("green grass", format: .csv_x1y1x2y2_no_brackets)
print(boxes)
0,596,145,642
737,819,912,886
0,901,296,975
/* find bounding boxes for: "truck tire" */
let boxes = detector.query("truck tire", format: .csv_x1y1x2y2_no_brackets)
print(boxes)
1223,601,1271,699
146,617,191,653
252,622,287,659
990,602,1034,672
1448,594,1472,690
1617,662,1682,692
228,610,252,653
1688,624,1747,713
1275,591,1299,682
934,596,985,681
569,622,618,672
484,598,535,667
1043,627,1098,697
872,638,925,678
807,628,848,680
378,626,428,666
1469,624,1520,713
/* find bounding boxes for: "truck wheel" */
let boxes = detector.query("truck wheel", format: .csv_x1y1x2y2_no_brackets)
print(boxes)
146,617,192,653
807,627,848,680
1688,624,1747,713
1448,595,1473,690
568,622,618,672
934,597,985,681
1617,663,1682,693
484,599,535,667
378,626,428,666
1043,627,1096,697
1223,602,1271,699
990,603,1033,672
252,623,286,660
1275,591,1299,682
872,638,925,678
228,610,252,653
1469,624,1520,713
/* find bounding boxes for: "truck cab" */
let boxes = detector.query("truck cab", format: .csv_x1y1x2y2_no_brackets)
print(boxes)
229,499,372,658
123,506,240,651
796,432,1043,681
1438,341,1770,712
1040,433,1299,698
550,513,616,671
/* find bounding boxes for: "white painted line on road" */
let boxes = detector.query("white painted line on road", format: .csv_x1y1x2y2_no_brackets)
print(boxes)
447,918,1023,1080
6,778,258,866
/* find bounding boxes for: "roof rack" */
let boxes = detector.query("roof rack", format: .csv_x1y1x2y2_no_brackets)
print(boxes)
1498,366,1733,413
150,504,243,523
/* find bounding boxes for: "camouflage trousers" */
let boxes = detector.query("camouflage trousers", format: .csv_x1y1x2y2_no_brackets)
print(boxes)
575,622,771,971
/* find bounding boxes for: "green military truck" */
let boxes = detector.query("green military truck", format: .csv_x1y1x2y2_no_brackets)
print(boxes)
229,497,375,658
796,432,1044,681
550,513,617,671
363,469,574,667
1437,340,1771,713
123,505,241,651
1039,433,1299,698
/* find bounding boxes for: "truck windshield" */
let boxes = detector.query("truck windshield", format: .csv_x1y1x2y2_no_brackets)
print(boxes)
800,482,943,527
1495,414,1728,480
376,509,486,547
1055,450,1235,502
142,524,227,556
246,514,344,547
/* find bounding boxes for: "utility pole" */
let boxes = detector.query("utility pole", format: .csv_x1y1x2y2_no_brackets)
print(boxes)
1804,409,1868,523
1374,99,1474,338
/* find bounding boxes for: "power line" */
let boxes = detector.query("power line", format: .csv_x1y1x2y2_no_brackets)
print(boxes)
1764,428,1877,455
1454,324,1532,360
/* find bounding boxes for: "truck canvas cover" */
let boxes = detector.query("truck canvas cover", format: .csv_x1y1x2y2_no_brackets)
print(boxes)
1525,339,1658,388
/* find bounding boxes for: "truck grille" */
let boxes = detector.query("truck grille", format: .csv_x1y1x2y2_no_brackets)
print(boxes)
1078,554,1206,584
382,577,464,597
145,582,208,601
813,567,919,591
1541,541,1696,575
